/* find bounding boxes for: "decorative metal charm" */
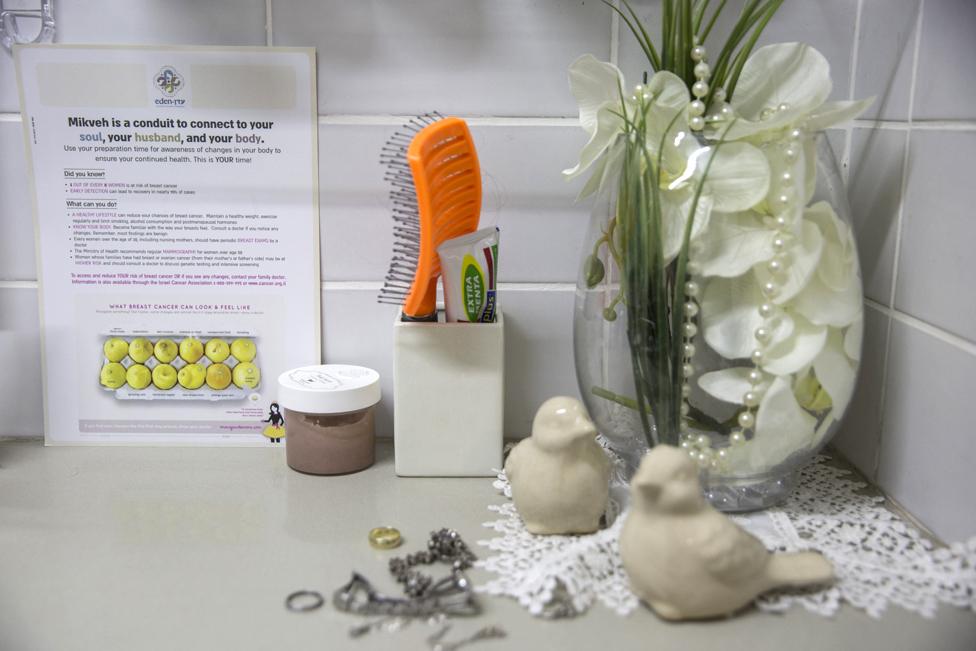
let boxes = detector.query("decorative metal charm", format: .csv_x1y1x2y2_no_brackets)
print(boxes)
388,528,477,597
333,570,480,619
426,624,507,651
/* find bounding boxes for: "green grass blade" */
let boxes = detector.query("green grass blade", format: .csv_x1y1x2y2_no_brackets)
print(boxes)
605,0,661,71
698,0,728,42
693,0,711,34
620,0,662,71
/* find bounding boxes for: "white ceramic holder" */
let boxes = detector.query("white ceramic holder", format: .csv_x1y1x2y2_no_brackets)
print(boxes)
393,308,504,476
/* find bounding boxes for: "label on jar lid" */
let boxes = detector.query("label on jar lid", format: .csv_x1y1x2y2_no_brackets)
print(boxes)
277,364,380,414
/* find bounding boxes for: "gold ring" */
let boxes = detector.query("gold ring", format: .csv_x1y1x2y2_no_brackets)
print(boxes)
368,526,402,550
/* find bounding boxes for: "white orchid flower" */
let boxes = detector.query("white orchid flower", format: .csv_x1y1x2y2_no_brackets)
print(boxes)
695,367,819,474
696,200,863,469
700,201,862,376
793,201,863,328
565,55,771,261
705,43,873,144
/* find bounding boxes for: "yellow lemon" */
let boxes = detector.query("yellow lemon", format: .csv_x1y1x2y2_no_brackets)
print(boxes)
206,363,232,390
230,338,256,362
178,363,206,390
154,339,178,363
103,338,129,362
152,364,178,390
100,362,126,389
128,337,154,363
205,338,230,363
125,364,152,389
179,337,204,363
232,362,260,389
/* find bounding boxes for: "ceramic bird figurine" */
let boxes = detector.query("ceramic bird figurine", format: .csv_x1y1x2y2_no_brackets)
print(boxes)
620,445,833,620
504,396,610,535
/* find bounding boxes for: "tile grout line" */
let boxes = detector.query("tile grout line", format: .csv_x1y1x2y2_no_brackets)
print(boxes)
265,0,273,47
3,276,971,351
0,111,974,129
0,279,576,292
841,0,865,184
316,115,579,127
0,279,581,292
853,119,976,131
873,0,925,482
865,298,976,357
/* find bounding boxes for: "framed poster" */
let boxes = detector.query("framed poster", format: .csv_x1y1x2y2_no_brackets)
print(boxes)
15,44,320,445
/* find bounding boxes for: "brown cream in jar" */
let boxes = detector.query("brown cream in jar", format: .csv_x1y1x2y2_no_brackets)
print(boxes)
277,364,381,476
284,407,375,475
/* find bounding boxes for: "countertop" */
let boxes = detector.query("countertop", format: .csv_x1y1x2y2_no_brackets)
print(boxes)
1,439,973,651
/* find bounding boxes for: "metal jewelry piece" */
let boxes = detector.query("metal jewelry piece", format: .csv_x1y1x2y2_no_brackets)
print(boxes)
285,589,325,613
335,528,480,624
333,570,481,620
369,526,402,550
349,615,409,638
388,528,477,597
427,624,507,651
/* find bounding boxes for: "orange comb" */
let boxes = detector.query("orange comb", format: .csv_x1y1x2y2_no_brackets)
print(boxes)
378,115,481,320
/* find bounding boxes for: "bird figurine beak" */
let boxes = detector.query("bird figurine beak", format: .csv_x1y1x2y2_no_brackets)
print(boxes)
573,418,598,442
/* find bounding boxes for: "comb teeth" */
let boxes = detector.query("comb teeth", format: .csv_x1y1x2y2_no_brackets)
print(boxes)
377,112,444,306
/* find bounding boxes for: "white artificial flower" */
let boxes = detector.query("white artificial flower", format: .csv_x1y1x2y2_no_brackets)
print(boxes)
700,202,862,385
706,43,873,143
700,273,796,359
564,55,770,261
793,201,863,328
726,376,819,475
693,210,776,278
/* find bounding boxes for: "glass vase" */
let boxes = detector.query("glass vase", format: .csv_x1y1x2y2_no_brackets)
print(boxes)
574,132,862,511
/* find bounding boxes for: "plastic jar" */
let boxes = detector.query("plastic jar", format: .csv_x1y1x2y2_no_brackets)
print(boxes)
277,364,381,475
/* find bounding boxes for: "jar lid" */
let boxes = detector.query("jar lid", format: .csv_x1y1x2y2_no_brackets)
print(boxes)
277,364,381,414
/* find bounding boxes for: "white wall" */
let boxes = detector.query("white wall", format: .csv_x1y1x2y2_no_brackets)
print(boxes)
0,1,973,541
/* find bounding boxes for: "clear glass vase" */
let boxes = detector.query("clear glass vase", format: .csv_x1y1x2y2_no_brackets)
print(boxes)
574,132,862,511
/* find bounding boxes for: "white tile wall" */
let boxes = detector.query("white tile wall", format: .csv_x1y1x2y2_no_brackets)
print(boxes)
1,1,974,542
0,288,44,436
877,319,976,541
847,128,905,304
854,0,920,121
272,0,611,116
0,121,35,280
913,0,976,121
897,130,976,342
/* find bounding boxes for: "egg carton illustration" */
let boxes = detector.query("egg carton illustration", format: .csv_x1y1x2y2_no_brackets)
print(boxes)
98,331,261,401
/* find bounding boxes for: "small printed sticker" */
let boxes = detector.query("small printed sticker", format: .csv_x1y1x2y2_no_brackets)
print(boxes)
461,254,485,322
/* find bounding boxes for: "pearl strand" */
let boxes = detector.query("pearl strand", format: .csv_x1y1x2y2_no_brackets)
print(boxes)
680,42,716,468
689,44,710,132
731,126,805,447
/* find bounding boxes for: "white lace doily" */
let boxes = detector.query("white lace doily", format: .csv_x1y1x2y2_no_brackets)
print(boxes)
475,457,976,619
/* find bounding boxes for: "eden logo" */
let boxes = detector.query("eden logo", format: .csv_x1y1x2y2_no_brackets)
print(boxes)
153,66,186,106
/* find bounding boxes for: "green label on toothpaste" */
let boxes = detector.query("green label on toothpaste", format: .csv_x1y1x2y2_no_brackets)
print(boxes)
461,254,485,322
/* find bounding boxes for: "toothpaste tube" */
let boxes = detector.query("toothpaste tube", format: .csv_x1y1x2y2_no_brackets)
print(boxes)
437,227,499,323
